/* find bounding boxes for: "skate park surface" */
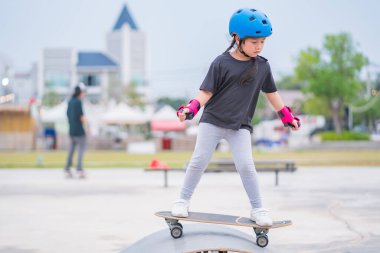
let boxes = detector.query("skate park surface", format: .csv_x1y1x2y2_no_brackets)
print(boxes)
0,167,379,253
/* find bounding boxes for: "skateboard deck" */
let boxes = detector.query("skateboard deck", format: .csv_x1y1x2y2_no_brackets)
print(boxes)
155,211,291,248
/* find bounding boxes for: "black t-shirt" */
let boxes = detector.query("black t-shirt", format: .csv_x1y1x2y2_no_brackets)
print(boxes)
199,52,277,133
67,97,85,137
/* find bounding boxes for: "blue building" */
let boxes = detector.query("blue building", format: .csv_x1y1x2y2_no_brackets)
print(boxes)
38,4,147,104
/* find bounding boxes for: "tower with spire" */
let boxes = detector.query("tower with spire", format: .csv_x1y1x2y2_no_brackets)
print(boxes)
38,3,147,104
107,4,147,87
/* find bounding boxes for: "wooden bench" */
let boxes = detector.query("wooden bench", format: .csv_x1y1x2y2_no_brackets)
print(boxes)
205,159,297,186
145,160,297,187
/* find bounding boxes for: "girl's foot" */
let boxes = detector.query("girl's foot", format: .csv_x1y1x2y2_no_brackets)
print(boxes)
77,170,86,179
250,208,273,226
64,170,73,179
171,199,190,217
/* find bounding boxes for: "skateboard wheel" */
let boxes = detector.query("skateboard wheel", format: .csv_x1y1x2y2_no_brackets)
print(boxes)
170,226,183,239
176,222,183,229
256,235,269,248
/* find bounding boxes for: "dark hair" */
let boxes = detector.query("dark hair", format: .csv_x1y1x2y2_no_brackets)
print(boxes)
239,57,258,86
224,35,237,53
224,36,258,86
72,86,82,98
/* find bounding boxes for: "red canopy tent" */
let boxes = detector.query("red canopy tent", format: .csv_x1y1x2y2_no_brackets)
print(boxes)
150,105,186,131
151,120,186,131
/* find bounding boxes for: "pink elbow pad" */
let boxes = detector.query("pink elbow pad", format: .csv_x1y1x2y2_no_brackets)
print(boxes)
176,99,201,120
277,106,301,128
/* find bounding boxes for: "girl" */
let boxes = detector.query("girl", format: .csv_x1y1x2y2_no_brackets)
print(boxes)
172,8,300,226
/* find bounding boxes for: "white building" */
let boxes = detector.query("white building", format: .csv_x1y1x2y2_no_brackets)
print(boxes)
13,64,38,105
107,4,147,86
38,48,78,101
37,4,147,104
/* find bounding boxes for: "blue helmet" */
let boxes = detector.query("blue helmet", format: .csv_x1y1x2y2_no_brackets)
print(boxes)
229,8,272,39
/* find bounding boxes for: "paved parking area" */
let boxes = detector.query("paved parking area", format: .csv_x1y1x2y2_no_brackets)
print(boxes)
0,167,379,253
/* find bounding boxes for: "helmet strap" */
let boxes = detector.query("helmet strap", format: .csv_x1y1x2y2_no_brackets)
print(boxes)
235,36,252,58
238,46,251,58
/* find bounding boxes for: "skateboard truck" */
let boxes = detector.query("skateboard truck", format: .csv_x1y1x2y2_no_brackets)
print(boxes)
165,218,184,239
254,228,269,248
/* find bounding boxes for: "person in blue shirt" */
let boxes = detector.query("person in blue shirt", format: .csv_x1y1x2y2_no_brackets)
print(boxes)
64,83,88,179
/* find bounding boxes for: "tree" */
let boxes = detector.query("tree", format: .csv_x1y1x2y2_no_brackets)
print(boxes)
252,94,267,125
124,81,145,109
351,91,380,132
275,74,304,90
42,91,61,107
295,33,368,133
156,97,187,109
350,69,380,132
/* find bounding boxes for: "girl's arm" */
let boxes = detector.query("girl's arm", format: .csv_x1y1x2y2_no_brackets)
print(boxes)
194,90,213,107
178,90,213,122
264,91,300,130
264,91,284,111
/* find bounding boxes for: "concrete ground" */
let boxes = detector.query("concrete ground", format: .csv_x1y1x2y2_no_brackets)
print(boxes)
0,166,379,253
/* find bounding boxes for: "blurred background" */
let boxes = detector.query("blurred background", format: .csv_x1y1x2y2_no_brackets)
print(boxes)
0,0,379,167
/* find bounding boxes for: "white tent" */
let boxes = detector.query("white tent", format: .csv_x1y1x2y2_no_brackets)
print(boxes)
101,103,149,125
40,101,67,123
40,101,108,135
41,101,106,124
39,102,68,134
83,102,107,136
152,105,178,120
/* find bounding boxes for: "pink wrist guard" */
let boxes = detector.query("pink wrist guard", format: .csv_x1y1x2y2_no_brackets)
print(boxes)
277,106,301,128
177,99,201,120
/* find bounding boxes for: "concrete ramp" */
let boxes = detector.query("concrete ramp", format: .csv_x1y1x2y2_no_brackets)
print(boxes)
120,224,277,253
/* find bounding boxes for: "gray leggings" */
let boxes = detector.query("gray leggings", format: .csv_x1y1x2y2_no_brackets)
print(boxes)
65,136,86,171
180,123,262,208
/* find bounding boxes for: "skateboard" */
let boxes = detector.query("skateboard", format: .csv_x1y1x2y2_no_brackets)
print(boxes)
155,211,291,248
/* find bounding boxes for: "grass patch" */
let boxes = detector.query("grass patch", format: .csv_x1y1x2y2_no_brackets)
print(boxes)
0,149,379,168
320,131,370,141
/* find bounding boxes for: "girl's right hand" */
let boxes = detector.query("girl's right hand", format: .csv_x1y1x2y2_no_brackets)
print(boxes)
290,119,300,131
178,108,190,122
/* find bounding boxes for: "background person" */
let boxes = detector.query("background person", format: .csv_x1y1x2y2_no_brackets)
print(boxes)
64,83,88,179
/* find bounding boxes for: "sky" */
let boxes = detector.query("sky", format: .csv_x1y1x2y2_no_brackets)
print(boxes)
0,0,379,98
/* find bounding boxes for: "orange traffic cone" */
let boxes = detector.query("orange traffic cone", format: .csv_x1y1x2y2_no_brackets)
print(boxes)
149,159,169,169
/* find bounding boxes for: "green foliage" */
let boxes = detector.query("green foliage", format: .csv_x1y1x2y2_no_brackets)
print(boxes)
157,97,187,109
320,131,370,141
351,95,380,130
276,75,305,90
302,97,330,115
296,34,368,102
2,150,380,168
252,94,267,125
42,91,61,107
124,81,145,109
107,73,122,102
295,32,368,133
